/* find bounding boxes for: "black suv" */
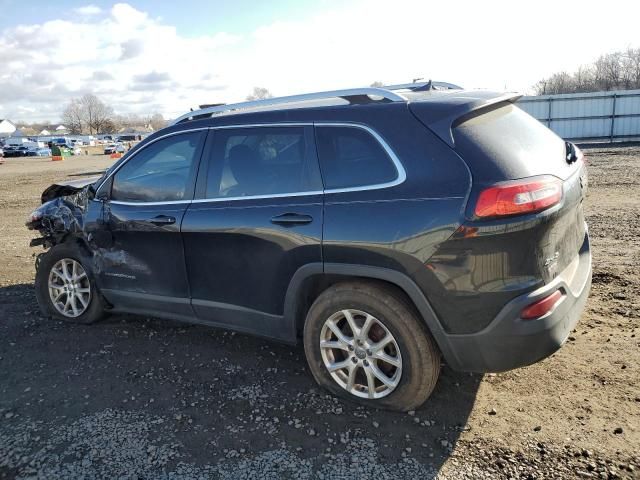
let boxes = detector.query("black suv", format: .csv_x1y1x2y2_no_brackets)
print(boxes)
27,84,591,411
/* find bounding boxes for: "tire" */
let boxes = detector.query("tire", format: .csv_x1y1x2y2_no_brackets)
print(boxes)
303,281,441,412
35,242,106,325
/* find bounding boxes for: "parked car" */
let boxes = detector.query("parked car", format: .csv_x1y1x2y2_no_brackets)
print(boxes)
26,147,53,157
2,146,15,157
0,147,4,164
50,138,73,149
104,143,125,155
4,146,30,157
26,84,591,411
117,134,138,142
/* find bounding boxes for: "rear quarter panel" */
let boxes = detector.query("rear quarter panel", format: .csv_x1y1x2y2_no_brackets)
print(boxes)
321,105,471,311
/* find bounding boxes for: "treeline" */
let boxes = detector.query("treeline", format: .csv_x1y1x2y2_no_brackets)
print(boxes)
49,88,275,135
535,47,640,95
59,94,167,135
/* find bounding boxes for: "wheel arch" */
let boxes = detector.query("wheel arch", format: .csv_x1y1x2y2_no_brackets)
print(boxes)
36,234,94,271
284,263,460,367
34,239,108,324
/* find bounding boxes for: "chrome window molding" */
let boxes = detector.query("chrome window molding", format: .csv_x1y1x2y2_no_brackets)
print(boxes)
110,199,193,206
313,122,407,194
191,190,324,204
96,122,405,207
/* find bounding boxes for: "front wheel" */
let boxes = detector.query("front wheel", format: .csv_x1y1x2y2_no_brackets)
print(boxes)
303,281,441,411
35,243,106,324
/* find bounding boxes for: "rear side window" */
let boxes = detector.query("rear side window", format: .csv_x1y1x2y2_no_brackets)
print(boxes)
205,126,322,198
315,126,398,190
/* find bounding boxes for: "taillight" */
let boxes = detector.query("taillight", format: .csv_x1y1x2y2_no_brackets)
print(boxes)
521,290,563,320
475,176,563,218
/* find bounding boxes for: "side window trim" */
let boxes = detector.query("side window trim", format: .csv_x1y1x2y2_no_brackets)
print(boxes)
95,128,209,205
313,122,406,194
96,123,405,205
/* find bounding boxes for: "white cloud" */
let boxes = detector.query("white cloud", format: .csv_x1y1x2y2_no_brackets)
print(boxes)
74,5,103,16
110,3,148,28
1,0,640,122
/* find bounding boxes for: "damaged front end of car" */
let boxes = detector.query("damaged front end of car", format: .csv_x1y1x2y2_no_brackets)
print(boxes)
26,177,99,249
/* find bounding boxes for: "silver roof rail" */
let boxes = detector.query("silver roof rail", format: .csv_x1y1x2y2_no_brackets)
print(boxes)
171,87,408,125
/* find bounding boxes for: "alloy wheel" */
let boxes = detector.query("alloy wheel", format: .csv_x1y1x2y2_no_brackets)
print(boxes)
48,258,91,318
319,309,402,399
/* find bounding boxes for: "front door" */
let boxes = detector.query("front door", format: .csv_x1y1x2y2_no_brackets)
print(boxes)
181,125,323,340
97,130,207,318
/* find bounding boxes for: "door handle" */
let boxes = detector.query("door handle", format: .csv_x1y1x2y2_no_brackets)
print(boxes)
147,215,176,226
270,213,313,226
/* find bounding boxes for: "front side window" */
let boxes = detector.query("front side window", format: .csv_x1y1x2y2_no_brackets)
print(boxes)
111,131,204,202
315,126,398,190
205,126,321,198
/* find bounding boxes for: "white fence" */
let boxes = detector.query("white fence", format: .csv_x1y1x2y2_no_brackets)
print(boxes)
517,89,640,143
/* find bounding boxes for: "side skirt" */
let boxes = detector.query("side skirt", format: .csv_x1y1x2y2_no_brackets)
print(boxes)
101,289,294,344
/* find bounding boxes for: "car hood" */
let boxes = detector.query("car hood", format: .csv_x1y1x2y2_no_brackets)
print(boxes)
40,175,103,203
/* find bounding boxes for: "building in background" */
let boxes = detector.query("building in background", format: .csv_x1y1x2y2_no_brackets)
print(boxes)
0,119,17,138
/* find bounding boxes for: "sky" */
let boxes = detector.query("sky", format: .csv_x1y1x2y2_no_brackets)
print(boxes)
1,0,639,123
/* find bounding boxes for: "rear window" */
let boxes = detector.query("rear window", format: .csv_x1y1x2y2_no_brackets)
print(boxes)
453,104,569,183
315,126,398,190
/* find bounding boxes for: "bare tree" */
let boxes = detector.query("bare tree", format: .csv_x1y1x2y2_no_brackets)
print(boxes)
621,47,640,89
246,87,273,101
534,72,572,95
594,53,621,91
112,113,149,132
62,99,84,134
61,94,114,134
80,94,114,134
149,113,167,131
533,78,549,95
533,46,640,94
573,65,594,93
100,118,117,134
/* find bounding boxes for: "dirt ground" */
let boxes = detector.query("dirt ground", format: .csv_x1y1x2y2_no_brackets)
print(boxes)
0,147,638,479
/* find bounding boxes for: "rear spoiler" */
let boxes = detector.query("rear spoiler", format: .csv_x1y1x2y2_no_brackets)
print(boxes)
408,91,522,148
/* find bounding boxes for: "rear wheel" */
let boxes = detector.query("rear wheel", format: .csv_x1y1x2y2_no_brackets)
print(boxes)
303,281,441,411
35,243,106,324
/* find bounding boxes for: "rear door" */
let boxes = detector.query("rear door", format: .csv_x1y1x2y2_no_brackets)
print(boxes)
97,130,207,317
182,125,323,341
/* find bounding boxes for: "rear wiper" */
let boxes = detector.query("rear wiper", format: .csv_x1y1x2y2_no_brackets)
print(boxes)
565,142,579,164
